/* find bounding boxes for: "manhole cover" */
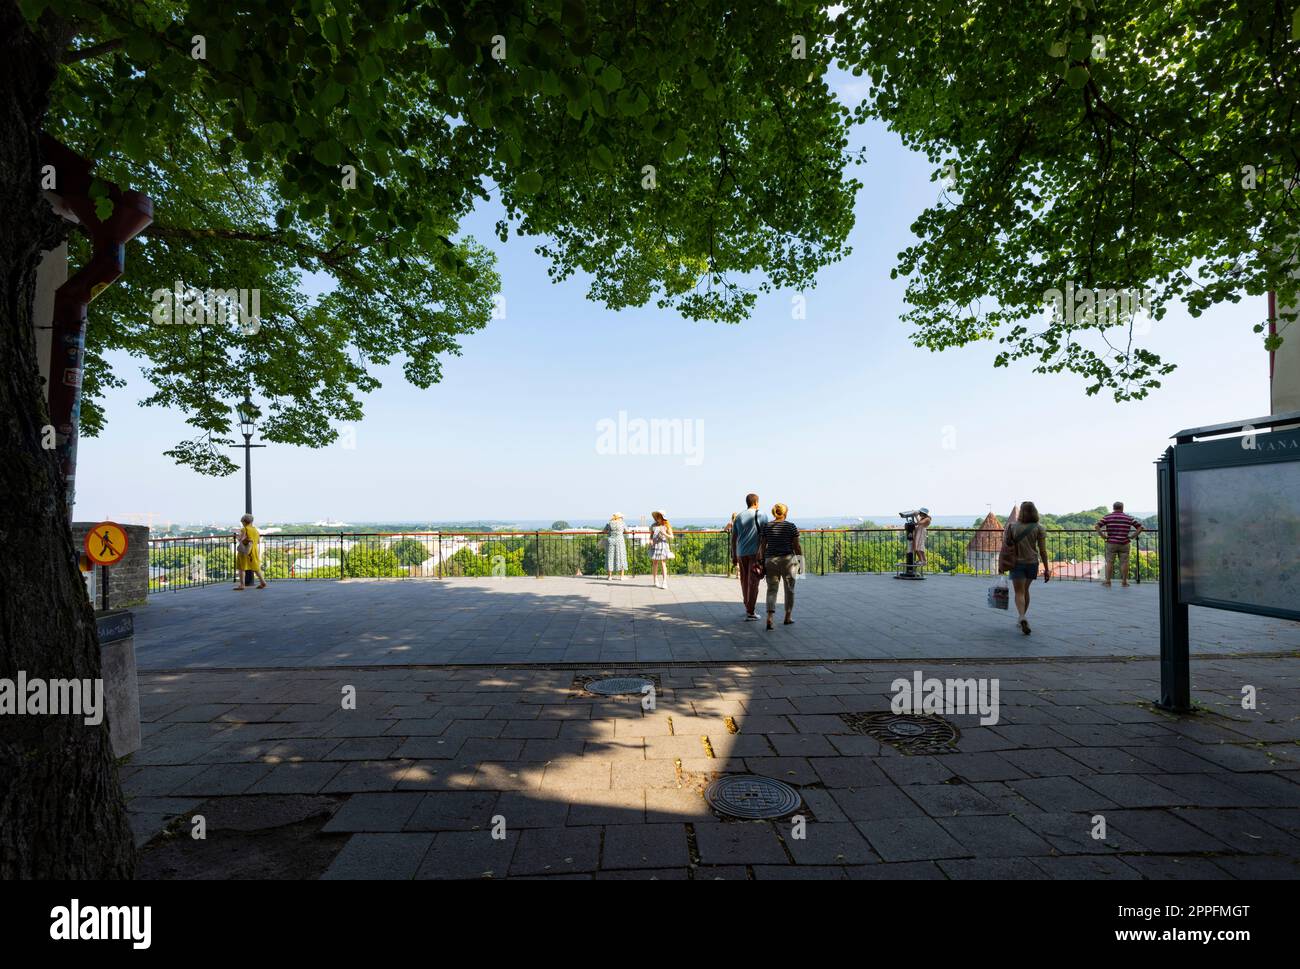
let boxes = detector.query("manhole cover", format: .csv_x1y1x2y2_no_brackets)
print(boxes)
888,720,927,737
841,712,959,754
704,775,802,820
584,676,655,696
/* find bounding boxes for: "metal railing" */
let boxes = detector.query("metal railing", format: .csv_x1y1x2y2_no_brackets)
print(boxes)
148,527,1160,593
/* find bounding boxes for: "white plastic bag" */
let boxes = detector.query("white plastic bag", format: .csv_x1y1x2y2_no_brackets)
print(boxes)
987,575,1009,610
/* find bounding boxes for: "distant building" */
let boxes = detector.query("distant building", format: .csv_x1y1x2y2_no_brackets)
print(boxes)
1053,558,1105,580
965,511,1004,572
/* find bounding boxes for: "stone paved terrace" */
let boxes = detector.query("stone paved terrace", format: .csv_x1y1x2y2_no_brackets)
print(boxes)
134,575,1300,669
126,575,1300,879
128,656,1300,880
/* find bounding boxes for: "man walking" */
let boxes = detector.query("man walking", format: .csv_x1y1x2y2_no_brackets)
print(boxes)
730,493,768,620
1095,501,1145,587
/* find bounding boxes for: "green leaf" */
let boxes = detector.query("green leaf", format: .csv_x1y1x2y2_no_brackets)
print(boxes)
360,56,383,84
446,73,471,98
597,65,623,91
123,33,160,62
321,81,346,107
312,140,343,165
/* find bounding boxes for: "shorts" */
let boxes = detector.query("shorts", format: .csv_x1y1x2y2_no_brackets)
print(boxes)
1104,542,1130,569
1009,560,1040,582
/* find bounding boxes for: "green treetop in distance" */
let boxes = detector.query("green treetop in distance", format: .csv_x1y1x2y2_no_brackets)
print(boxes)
31,0,858,475
834,1,1300,401
391,538,430,566
550,520,571,531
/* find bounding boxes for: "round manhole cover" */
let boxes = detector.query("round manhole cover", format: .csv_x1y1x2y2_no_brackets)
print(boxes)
705,775,802,820
585,676,654,696
841,712,959,753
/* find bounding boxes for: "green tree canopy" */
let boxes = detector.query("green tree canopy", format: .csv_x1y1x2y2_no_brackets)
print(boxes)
834,1,1300,400
31,0,858,473
341,544,401,577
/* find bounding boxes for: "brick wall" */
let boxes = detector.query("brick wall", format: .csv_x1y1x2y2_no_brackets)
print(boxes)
73,522,149,610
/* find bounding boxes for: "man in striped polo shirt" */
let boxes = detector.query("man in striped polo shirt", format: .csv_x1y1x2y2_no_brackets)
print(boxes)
1094,501,1145,588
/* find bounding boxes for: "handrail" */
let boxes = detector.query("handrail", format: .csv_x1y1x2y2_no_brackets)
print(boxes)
149,525,1142,540
146,526,1160,593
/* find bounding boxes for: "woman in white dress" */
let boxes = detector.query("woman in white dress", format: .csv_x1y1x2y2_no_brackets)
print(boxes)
603,513,629,580
649,510,674,588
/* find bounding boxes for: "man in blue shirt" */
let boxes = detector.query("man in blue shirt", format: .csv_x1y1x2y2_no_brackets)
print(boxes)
730,493,768,620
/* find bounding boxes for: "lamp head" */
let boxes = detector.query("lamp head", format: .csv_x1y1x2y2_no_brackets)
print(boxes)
236,395,259,438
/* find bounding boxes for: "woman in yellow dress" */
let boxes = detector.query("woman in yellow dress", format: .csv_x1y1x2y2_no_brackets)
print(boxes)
234,513,267,590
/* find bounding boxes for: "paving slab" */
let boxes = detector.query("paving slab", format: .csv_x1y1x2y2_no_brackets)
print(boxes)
322,792,426,832
135,576,1300,669
692,822,789,865
130,651,1300,880
601,824,690,869
321,833,434,880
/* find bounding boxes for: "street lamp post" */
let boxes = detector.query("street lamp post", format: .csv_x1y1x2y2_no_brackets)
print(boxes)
231,394,265,584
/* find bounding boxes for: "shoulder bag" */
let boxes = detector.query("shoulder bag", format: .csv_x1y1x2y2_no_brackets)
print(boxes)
750,510,766,579
998,523,1033,573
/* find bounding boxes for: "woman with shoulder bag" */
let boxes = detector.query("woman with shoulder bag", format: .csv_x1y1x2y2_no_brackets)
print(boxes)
758,503,801,631
234,513,267,590
1003,501,1050,634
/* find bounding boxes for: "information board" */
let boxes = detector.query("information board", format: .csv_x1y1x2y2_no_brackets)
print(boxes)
1174,429,1300,621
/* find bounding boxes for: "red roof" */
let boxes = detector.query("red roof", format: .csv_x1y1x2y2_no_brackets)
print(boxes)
967,511,1005,552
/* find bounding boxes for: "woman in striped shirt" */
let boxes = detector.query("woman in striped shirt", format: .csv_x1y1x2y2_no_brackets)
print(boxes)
758,503,802,630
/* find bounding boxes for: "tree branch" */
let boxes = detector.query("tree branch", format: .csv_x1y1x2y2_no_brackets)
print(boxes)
62,38,122,63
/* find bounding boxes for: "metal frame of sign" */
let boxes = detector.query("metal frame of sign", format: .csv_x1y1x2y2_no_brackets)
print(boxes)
1156,410,1300,712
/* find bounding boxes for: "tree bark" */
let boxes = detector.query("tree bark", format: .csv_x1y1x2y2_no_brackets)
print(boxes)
0,2,135,879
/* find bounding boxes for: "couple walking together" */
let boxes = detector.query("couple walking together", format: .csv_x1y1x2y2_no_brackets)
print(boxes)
730,493,801,630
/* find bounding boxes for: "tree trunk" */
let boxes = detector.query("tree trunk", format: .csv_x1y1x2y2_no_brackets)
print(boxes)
0,2,135,879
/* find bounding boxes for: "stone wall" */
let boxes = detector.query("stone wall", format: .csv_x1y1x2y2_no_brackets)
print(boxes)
73,522,150,610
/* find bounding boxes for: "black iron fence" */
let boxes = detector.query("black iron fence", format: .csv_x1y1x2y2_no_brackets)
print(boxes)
148,528,1160,593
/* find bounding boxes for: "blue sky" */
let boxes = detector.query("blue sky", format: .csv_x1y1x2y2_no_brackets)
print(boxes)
75,82,1273,526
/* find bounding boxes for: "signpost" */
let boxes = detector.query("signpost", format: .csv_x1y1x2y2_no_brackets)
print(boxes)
84,520,128,612
1156,411,1300,712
